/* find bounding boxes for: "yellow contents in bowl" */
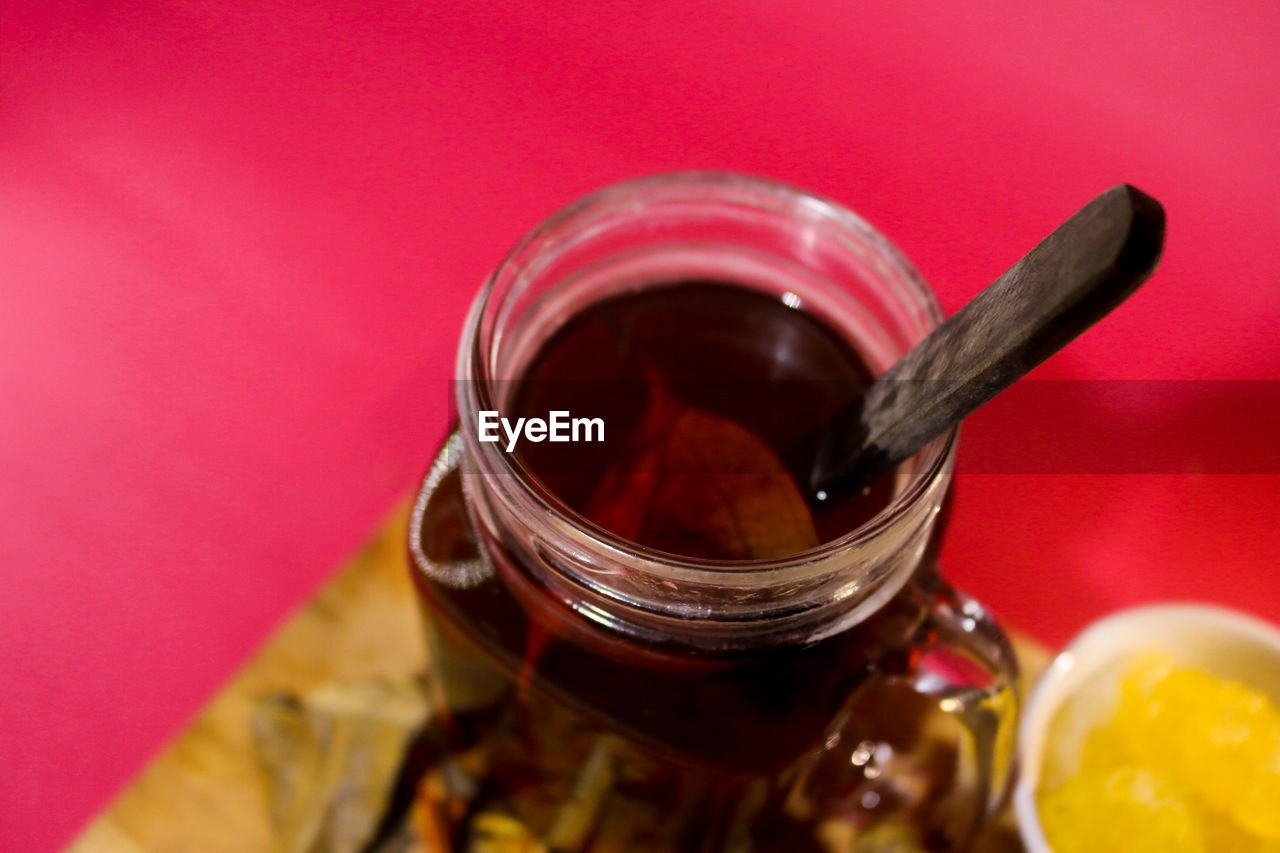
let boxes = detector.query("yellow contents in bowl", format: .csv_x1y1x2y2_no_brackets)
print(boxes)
1038,652,1280,852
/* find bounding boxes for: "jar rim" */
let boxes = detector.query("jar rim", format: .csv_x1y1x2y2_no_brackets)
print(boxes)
455,170,956,591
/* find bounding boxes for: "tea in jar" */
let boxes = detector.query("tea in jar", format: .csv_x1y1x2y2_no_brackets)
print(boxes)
410,173,1018,851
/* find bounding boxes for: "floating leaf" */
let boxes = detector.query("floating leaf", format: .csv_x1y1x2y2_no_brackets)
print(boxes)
586,372,818,560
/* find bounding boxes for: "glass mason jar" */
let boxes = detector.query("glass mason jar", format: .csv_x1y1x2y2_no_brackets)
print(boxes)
409,173,1019,852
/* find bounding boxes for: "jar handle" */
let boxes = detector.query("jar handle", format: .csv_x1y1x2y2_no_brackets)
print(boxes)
897,581,1020,843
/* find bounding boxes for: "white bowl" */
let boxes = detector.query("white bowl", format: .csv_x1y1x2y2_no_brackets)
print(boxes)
1014,603,1280,853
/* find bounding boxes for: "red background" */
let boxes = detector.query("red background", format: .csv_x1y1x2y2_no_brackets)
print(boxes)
3,1,1278,848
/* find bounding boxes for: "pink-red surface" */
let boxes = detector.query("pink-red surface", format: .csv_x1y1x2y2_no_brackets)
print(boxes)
2,1,1278,848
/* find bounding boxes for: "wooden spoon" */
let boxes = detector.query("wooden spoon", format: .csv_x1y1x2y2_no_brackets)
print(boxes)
803,184,1165,502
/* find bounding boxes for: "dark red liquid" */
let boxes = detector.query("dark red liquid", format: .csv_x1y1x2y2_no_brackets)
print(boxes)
510,281,895,556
